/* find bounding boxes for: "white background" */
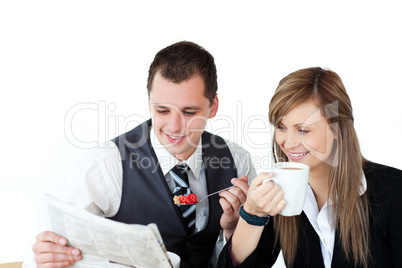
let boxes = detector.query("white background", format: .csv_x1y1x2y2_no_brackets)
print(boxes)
1,0,401,264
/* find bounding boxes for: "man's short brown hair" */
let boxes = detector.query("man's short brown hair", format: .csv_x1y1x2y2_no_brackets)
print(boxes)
147,41,218,105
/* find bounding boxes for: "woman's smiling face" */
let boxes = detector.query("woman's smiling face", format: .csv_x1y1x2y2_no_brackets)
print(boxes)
275,99,337,174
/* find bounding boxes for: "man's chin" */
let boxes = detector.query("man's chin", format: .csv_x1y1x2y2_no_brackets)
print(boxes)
166,145,198,161
164,145,184,155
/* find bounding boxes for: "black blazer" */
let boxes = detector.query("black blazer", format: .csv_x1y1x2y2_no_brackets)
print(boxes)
218,162,402,267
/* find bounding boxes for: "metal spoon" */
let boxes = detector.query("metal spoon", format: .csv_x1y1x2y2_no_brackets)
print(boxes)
197,185,235,203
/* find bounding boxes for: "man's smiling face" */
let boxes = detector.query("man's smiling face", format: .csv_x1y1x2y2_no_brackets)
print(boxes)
149,72,218,161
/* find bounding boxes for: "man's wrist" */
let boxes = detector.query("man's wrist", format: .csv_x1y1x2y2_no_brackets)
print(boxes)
223,229,233,242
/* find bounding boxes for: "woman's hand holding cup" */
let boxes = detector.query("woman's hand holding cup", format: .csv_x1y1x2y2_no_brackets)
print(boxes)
243,172,287,217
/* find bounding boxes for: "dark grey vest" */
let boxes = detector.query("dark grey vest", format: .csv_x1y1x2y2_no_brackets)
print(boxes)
109,120,238,268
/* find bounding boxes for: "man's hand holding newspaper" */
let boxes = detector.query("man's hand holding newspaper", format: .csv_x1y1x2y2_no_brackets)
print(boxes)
42,193,175,268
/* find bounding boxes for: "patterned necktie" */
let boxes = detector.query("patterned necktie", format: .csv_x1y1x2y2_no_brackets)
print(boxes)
170,163,196,234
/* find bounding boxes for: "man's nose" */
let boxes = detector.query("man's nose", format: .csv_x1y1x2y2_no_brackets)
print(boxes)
168,111,184,134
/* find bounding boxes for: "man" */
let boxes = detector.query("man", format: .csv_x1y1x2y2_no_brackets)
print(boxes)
26,41,255,267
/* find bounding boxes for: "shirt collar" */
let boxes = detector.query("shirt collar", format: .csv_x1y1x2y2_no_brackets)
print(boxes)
150,127,203,180
359,172,367,196
304,171,368,211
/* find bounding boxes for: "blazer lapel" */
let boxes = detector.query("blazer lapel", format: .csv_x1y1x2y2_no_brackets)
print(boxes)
331,229,350,267
298,212,326,267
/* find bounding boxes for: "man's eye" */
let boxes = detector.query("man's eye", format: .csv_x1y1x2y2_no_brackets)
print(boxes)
184,111,196,115
156,109,169,114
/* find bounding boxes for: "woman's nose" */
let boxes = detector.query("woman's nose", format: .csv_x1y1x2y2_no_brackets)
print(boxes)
283,131,302,150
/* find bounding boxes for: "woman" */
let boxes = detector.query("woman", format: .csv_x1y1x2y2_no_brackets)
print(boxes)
218,67,402,267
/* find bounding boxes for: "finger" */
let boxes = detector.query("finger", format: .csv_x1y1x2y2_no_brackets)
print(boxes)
33,240,81,256
259,183,282,203
271,189,284,203
35,231,81,257
219,198,239,234
246,183,280,214
248,178,275,202
219,197,234,214
35,251,81,266
36,231,68,246
237,175,249,184
274,199,287,215
230,178,249,198
37,260,77,268
228,179,248,194
227,186,247,205
262,189,286,216
251,172,274,187
219,190,242,209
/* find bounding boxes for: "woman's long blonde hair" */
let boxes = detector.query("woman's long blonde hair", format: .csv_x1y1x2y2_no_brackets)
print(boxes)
269,67,370,267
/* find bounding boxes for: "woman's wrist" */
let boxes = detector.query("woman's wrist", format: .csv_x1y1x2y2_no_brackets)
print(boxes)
231,211,266,265
239,205,270,226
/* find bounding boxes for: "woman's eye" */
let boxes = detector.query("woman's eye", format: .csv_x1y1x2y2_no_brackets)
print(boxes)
276,126,286,131
299,129,309,134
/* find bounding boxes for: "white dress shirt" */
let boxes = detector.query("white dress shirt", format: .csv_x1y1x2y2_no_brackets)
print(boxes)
303,174,367,268
23,128,256,268
149,128,255,231
63,128,256,226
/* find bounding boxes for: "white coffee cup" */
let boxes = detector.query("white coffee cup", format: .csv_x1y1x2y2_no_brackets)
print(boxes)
264,162,310,216
167,251,180,268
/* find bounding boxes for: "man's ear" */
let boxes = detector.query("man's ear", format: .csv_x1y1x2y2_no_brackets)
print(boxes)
208,94,219,119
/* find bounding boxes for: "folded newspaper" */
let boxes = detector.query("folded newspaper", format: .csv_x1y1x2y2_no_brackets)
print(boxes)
42,193,174,268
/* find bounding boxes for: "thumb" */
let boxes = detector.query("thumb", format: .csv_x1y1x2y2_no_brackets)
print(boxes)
238,175,248,184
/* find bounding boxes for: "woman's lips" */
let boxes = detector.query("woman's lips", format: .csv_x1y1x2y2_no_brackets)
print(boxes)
287,151,309,161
